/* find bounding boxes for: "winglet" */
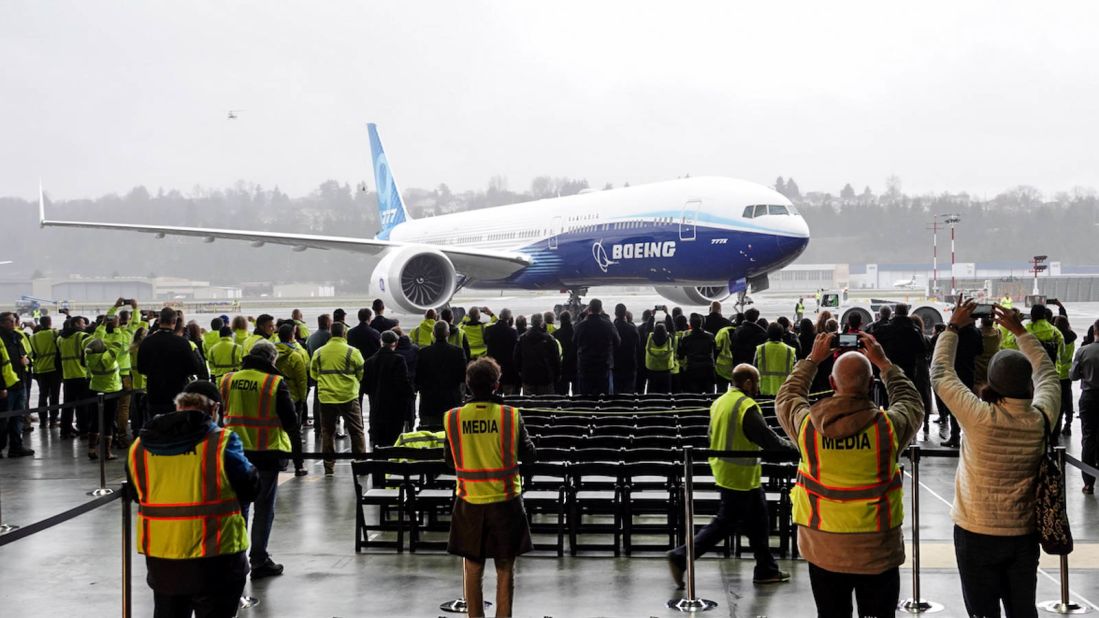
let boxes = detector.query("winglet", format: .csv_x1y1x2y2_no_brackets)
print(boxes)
38,180,46,227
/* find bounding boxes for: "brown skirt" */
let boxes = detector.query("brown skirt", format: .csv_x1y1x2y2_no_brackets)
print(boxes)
447,496,533,562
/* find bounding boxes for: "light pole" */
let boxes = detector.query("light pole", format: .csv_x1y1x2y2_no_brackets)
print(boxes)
944,214,961,296
926,216,942,298
1032,255,1048,296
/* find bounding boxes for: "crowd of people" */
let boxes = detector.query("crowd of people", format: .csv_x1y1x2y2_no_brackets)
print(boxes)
1,293,1098,617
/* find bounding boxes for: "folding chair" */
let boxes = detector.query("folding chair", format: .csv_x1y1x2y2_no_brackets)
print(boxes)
567,461,625,555
521,461,569,556
588,424,638,438
351,459,412,553
633,414,679,427
537,434,583,449
404,460,455,552
581,435,632,450
622,461,680,554
630,435,680,450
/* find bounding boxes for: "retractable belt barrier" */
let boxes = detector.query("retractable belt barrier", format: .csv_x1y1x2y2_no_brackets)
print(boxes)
0,389,131,420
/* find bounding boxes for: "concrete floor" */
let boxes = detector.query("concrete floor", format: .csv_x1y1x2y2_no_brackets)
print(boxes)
2,407,1098,617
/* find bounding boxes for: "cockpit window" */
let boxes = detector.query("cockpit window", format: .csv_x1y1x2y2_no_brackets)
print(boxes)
787,204,799,215
768,204,788,216
742,206,755,219
753,204,768,218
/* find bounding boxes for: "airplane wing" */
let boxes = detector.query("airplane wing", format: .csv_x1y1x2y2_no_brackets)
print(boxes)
38,190,529,280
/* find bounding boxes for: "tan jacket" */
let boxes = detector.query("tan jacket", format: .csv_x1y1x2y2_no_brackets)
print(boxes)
931,331,1058,536
775,361,923,574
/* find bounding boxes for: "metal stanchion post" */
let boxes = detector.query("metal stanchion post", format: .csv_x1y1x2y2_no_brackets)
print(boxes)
440,562,492,612
666,446,718,613
121,482,132,618
899,445,943,614
1038,447,1087,615
89,395,115,497
0,473,20,535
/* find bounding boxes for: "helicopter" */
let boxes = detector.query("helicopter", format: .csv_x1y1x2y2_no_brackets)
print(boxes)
227,109,244,120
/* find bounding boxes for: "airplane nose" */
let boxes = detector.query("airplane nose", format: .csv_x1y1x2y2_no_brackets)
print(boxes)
794,215,810,239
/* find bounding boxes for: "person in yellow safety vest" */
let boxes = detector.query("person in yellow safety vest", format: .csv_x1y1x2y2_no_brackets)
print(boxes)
98,300,136,446
460,306,497,359
775,330,924,618
127,383,260,616
202,317,224,354
207,326,244,383
30,315,62,428
1001,294,1014,310
58,315,91,438
410,309,437,348
666,363,796,587
795,297,806,323
444,357,535,618
230,315,251,347
84,337,125,460
439,307,471,361
290,308,310,342
1052,313,1077,436
644,324,677,393
1024,303,1064,367
243,314,277,353
753,323,797,397
309,322,367,475
542,311,558,335
219,341,305,580
1,311,35,457
274,323,309,426
714,323,736,385
997,307,1023,351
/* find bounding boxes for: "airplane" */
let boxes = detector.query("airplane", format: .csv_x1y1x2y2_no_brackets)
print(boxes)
227,109,244,120
38,124,811,314
892,275,922,290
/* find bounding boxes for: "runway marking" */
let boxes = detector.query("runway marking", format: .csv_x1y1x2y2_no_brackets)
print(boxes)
904,469,1099,610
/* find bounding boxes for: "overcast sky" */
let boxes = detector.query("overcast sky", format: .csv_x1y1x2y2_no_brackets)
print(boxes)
3,1,1098,201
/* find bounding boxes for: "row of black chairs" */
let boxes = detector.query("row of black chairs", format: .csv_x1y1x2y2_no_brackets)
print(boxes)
350,447,797,559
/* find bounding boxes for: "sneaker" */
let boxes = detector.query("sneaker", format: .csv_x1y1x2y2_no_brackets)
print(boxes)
250,559,284,580
294,468,309,477
665,551,685,589
324,468,335,476
753,570,791,584
8,448,35,458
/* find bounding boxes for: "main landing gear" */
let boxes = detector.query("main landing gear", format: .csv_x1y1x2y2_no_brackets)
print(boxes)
553,287,588,318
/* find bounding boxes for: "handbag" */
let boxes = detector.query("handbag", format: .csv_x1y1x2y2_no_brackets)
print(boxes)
1035,411,1073,555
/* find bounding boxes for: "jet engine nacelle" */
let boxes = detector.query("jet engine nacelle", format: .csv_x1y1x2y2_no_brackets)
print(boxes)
370,246,458,314
652,285,732,307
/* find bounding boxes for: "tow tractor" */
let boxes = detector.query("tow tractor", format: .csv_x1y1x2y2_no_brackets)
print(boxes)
817,290,947,335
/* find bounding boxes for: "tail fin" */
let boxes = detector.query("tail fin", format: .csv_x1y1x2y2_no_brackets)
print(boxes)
368,123,410,240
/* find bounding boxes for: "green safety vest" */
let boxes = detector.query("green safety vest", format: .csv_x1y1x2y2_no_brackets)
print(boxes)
460,316,496,359
754,341,795,396
202,330,221,354
59,331,89,380
293,319,310,340
714,325,735,380
30,329,59,374
0,338,19,388
309,337,365,404
445,402,521,505
86,341,123,394
220,369,292,453
410,319,436,348
207,337,244,379
645,333,676,372
707,389,762,491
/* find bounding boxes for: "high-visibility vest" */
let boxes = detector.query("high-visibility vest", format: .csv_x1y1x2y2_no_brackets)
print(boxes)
445,402,522,504
790,412,904,533
393,430,446,450
220,369,292,453
58,331,88,380
128,429,249,559
30,329,59,374
1058,340,1075,380
460,317,495,359
202,330,221,354
309,337,364,404
795,302,805,315
293,319,310,340
232,328,250,347
410,319,436,348
207,337,244,379
754,341,795,396
86,342,123,394
446,328,467,354
645,333,676,372
1001,296,1013,310
0,339,18,388
714,326,735,380
708,389,762,491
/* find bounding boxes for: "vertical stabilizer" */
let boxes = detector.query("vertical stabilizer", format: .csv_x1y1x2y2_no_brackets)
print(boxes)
368,123,410,240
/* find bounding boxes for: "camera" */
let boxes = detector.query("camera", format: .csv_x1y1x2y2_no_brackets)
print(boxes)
833,333,861,349
971,304,994,318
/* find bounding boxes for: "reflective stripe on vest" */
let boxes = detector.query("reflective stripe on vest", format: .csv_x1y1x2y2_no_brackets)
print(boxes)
707,390,762,490
128,430,248,559
756,342,794,395
446,403,521,504
316,348,356,375
222,370,291,452
791,412,903,533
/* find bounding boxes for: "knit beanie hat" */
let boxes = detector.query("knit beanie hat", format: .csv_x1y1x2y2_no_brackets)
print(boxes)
986,349,1033,399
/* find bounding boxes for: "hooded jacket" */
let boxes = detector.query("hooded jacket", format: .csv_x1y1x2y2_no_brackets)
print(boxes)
776,358,923,575
274,341,309,403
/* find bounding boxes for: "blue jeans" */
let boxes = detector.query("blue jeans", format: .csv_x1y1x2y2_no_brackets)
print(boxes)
241,469,279,565
0,383,27,452
954,525,1039,618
